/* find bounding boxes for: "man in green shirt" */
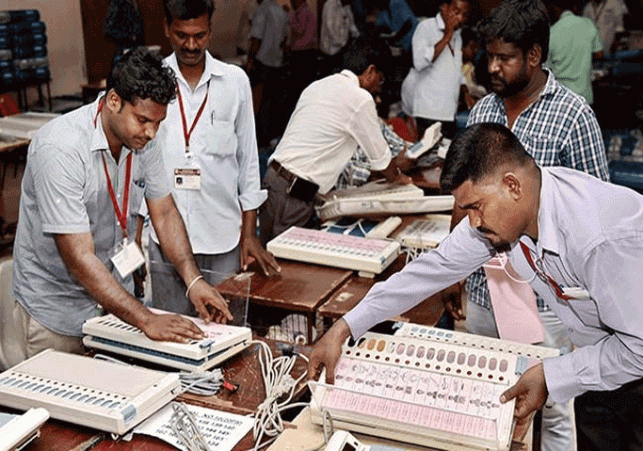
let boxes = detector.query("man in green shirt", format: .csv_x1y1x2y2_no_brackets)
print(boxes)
547,0,603,104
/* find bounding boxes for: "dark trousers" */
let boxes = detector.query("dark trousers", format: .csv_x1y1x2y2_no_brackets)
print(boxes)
575,378,643,450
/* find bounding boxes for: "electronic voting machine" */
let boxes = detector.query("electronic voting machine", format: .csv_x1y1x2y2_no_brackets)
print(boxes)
266,226,401,276
315,180,455,222
309,325,559,451
83,310,252,372
0,349,180,434
0,407,49,451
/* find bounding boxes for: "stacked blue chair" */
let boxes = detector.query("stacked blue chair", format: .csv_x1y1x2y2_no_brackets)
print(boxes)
0,9,49,92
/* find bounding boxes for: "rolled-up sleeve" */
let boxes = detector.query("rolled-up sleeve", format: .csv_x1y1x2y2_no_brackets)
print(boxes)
142,142,172,200
35,142,90,234
412,20,438,71
350,99,391,172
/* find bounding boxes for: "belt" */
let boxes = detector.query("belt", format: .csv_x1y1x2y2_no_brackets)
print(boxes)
270,160,297,184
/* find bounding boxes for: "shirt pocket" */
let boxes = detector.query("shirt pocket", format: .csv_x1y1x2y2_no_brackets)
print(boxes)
204,120,237,158
520,133,560,167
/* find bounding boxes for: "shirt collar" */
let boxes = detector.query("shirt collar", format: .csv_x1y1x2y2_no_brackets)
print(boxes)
489,67,558,114
436,11,446,31
535,166,562,257
167,51,223,91
89,96,138,160
559,10,575,21
90,97,111,154
339,69,360,86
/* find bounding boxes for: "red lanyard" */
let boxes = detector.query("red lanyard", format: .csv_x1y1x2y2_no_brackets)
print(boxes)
176,80,210,154
95,98,134,238
520,241,570,301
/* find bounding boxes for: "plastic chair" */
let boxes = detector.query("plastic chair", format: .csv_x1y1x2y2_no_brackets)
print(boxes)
0,94,20,117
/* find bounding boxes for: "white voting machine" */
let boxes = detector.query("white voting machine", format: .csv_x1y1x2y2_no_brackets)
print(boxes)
83,311,252,372
309,328,558,451
267,226,400,276
315,180,454,222
0,349,180,434
0,407,49,451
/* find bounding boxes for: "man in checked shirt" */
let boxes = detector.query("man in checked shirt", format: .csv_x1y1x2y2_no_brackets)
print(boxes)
442,1,610,450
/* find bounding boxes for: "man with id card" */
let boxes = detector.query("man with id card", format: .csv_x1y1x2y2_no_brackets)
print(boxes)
2,48,232,370
309,124,643,449
138,0,280,322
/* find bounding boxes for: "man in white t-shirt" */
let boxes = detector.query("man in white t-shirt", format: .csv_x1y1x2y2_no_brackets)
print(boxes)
260,40,411,244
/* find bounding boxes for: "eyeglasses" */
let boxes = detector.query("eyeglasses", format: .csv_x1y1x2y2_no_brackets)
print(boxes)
519,241,570,301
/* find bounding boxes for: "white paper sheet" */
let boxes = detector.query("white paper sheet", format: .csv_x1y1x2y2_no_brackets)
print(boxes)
135,403,254,451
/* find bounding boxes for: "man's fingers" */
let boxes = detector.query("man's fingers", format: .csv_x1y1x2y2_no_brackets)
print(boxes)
194,301,214,324
500,384,518,404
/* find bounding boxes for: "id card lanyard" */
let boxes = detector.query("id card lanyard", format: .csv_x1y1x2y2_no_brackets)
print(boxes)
176,79,210,160
95,99,133,239
95,100,143,279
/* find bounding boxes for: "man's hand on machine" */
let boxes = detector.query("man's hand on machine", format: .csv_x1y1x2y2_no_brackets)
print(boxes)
140,312,207,343
187,278,234,324
307,318,352,384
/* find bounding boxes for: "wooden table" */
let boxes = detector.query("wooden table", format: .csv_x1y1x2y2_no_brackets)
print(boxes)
19,337,311,451
317,213,447,330
317,255,445,330
216,260,352,344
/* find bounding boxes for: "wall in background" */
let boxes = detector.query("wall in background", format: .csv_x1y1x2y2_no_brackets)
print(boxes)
3,0,86,97
81,0,316,85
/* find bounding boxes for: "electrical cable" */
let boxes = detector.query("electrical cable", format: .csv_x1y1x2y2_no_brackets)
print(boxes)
247,340,309,451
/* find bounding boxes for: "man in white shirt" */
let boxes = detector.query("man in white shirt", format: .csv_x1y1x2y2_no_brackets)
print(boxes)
260,39,411,244
401,0,470,139
146,0,279,320
582,0,628,53
319,0,360,75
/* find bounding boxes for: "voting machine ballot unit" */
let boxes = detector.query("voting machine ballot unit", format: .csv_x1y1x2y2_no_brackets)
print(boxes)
0,349,180,434
309,328,559,451
0,407,49,451
83,312,252,372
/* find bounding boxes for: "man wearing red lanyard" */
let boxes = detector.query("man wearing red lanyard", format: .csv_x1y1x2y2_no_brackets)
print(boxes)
309,123,643,450
139,0,279,321
1,48,232,370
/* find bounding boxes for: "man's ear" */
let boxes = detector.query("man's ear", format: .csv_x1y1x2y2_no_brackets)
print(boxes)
364,64,378,79
104,89,123,113
502,172,522,199
526,44,542,69
164,19,170,39
357,64,377,89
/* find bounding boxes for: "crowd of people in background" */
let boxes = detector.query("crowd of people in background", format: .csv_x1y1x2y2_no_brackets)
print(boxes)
231,0,631,153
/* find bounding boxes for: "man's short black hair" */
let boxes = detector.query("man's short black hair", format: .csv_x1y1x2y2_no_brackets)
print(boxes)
440,123,533,192
478,0,550,63
106,47,177,106
163,0,215,25
342,38,392,77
